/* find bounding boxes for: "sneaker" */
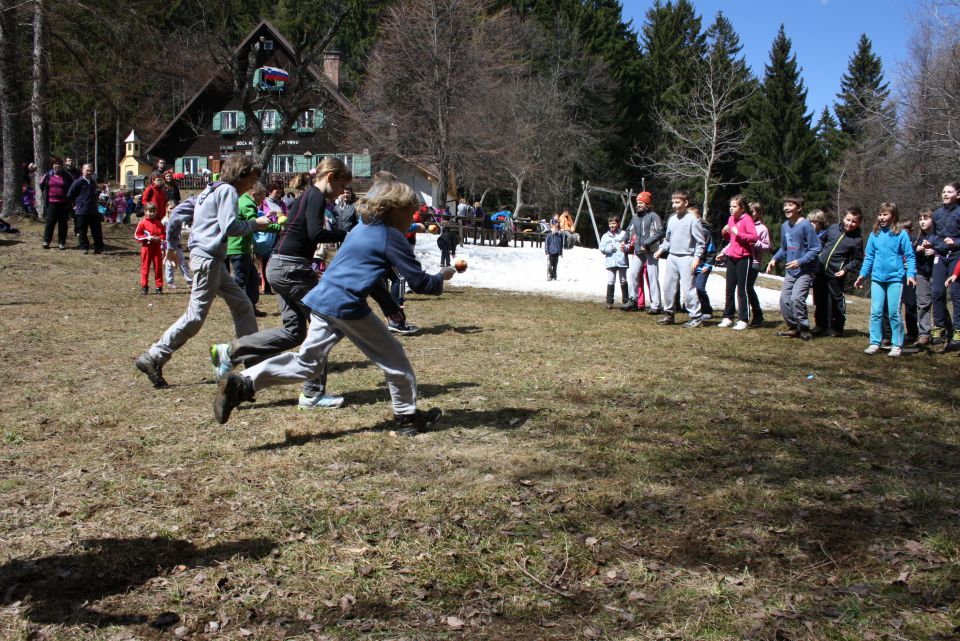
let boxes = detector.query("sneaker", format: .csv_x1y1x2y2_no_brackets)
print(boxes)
58,244,66,250
700,313,713,321
210,343,234,382
141,286,149,295
620,299,637,312
82,249,89,255
931,327,944,344
646,307,662,316
393,407,442,436
298,393,345,409
799,330,813,341
717,318,734,328
388,321,420,335
887,346,902,357
656,314,675,325
732,320,749,331
863,344,880,355
605,302,614,309
42,242,49,249
135,353,168,388
214,373,255,425
253,307,267,318
155,287,163,294
683,317,703,328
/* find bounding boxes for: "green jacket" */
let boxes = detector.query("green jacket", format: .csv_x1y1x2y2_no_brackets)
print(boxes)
227,193,282,255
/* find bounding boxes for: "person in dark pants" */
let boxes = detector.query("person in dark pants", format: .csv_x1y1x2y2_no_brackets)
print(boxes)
67,163,103,254
930,182,960,350
40,158,72,250
812,206,864,337
544,220,563,279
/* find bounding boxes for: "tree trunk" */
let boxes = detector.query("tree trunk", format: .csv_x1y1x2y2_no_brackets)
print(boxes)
31,0,49,220
514,174,525,216
0,0,24,218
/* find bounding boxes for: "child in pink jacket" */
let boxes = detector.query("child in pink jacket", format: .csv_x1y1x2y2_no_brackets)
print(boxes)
718,195,758,329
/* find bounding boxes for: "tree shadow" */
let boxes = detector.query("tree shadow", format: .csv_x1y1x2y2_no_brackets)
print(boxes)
248,406,541,451
0,536,274,627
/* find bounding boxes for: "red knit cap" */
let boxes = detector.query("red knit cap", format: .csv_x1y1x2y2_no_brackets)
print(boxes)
636,191,653,205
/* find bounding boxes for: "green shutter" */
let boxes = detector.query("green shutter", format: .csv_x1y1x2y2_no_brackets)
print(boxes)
175,158,183,173
353,154,371,178
198,157,208,172
237,111,246,131
316,109,324,129
252,68,262,89
254,110,262,127
292,155,307,171
212,112,222,132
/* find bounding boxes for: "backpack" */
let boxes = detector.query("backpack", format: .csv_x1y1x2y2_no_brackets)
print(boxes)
252,230,277,256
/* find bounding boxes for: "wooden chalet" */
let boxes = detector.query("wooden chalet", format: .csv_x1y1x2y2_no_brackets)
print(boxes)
147,20,372,189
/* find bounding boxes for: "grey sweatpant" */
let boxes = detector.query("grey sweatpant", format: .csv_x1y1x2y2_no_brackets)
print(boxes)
148,254,258,365
779,271,814,330
916,274,932,338
626,252,661,309
241,311,417,416
662,254,699,317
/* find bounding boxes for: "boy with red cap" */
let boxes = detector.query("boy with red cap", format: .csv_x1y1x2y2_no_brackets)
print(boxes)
621,191,664,313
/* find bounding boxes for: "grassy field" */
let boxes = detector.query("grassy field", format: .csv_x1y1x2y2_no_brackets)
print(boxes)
1,220,959,641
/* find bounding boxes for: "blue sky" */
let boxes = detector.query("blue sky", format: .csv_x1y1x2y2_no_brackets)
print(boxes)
621,0,916,119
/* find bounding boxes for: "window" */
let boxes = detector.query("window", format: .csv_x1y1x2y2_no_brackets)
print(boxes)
297,109,323,132
182,157,200,174
321,154,354,171
260,110,278,132
221,111,238,132
272,155,295,173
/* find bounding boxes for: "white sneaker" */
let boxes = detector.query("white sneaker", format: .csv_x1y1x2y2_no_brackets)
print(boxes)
863,344,880,355
732,320,748,331
887,346,902,357
718,318,734,328
298,393,345,409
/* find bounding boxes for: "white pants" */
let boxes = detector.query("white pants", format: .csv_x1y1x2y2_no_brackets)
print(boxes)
164,245,192,285
241,311,418,416
627,252,661,309
662,254,700,317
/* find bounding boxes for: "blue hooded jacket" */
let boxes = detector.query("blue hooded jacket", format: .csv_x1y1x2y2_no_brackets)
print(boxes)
859,226,916,284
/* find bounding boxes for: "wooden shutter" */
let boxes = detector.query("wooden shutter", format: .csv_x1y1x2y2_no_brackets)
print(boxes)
212,112,222,132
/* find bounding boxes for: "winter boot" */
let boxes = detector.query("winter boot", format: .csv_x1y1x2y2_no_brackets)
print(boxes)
214,373,256,424
605,284,615,309
394,407,443,436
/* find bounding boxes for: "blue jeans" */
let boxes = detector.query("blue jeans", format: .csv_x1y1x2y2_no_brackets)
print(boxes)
870,280,904,347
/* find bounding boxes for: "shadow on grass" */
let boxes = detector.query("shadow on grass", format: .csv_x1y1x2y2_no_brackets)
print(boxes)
0,536,274,627
0,236,23,247
415,323,485,336
247,381,481,411
248,406,541,451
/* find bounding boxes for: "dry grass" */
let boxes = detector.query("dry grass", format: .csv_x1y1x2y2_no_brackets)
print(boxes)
1,220,959,641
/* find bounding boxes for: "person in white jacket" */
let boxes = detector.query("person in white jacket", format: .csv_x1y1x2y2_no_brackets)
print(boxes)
599,216,630,309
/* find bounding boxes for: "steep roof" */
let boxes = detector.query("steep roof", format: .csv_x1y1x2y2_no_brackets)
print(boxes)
125,130,141,143
146,19,371,156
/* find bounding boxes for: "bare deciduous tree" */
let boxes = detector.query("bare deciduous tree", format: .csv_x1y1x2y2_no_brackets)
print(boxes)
630,52,754,215
32,0,49,221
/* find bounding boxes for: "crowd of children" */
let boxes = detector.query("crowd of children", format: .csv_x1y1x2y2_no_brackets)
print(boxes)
586,184,960,357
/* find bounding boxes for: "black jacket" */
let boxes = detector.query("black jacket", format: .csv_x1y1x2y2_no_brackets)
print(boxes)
67,176,98,215
913,231,937,279
274,186,346,259
818,223,864,277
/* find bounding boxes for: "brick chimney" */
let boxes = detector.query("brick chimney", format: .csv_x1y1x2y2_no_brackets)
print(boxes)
323,51,341,89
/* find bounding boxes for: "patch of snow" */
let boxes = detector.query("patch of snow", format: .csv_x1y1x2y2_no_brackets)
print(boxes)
414,235,784,310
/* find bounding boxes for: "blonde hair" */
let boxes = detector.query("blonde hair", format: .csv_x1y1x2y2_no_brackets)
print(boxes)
749,201,764,223
874,201,902,235
358,180,419,230
315,157,352,181
807,209,828,229
219,154,261,185
289,172,311,191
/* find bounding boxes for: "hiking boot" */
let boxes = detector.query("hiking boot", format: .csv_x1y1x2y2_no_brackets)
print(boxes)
210,343,234,382
214,373,255,424
394,407,442,436
646,307,662,316
717,318,734,328
620,299,637,312
388,320,420,335
135,353,168,388
776,329,798,338
683,317,703,328
931,327,944,344
298,393,345,409
656,313,675,325
141,286,149,295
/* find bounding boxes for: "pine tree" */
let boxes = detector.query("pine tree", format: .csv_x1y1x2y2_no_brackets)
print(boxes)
834,33,890,143
815,107,842,164
740,25,824,217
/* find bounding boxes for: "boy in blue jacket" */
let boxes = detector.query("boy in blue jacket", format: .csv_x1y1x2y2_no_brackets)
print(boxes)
766,195,822,340
214,179,457,436
544,220,563,280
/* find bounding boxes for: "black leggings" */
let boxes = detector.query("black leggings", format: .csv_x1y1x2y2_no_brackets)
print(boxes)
43,201,70,246
723,256,751,321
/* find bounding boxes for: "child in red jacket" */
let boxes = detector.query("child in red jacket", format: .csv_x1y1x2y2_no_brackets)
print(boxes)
135,203,166,294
